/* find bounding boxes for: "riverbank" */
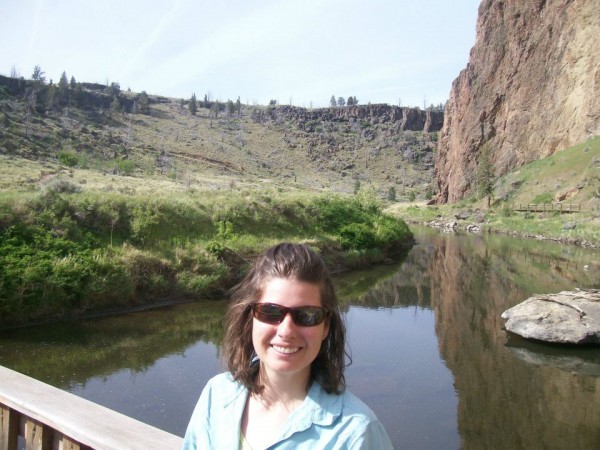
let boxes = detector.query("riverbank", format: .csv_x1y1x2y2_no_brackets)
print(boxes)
388,203,600,249
0,187,413,328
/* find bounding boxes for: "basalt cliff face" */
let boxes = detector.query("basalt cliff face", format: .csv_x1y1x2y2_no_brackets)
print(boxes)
266,104,443,133
435,0,600,203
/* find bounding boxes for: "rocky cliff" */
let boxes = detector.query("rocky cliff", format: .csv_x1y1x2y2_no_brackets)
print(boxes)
435,0,600,203
267,104,443,133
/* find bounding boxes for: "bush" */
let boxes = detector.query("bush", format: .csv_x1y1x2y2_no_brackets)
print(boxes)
41,178,81,194
57,150,79,167
338,223,377,250
116,159,135,175
374,216,411,248
0,225,130,322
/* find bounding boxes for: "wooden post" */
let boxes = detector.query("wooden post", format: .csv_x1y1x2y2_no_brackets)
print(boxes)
1,405,19,450
25,418,52,450
61,435,91,450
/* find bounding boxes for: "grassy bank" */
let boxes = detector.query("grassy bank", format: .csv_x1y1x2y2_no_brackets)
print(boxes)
0,186,412,328
388,137,600,247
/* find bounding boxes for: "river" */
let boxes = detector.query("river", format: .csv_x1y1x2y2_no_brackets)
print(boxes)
1,227,598,449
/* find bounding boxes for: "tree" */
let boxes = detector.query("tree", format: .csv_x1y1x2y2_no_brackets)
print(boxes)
136,91,150,114
330,95,337,107
387,186,396,201
236,97,241,116
58,71,69,103
211,100,220,118
69,76,77,89
476,142,495,208
110,96,121,116
31,65,45,86
337,97,345,107
226,99,234,118
189,93,197,115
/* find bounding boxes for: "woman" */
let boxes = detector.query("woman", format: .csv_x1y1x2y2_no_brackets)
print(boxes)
183,243,393,449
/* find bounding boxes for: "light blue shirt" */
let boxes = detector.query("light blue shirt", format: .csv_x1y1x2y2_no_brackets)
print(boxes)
182,372,394,449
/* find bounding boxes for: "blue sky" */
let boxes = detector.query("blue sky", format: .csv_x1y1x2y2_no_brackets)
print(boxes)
0,0,480,107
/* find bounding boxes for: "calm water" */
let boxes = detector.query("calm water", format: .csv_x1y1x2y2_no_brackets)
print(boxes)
1,227,599,449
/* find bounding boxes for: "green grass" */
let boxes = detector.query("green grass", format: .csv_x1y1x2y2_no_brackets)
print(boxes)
0,187,413,327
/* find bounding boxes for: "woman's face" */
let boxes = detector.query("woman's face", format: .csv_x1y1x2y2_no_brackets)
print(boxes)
252,277,329,384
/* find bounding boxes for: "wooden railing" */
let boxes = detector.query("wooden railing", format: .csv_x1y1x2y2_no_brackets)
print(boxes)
0,365,183,450
512,203,581,213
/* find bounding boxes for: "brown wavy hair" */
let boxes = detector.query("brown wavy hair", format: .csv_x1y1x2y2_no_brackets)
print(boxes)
222,243,348,395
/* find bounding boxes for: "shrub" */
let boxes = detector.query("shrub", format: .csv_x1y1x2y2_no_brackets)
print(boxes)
206,240,226,257
374,216,412,248
41,178,81,194
116,159,135,175
57,150,79,167
338,223,377,250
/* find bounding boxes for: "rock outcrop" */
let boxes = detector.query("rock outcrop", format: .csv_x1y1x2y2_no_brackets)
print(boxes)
435,0,600,203
501,289,600,344
267,104,443,132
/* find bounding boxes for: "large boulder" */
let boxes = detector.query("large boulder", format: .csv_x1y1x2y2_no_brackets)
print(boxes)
501,289,600,344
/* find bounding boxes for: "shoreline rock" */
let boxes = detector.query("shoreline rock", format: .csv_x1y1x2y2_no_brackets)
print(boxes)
501,289,600,345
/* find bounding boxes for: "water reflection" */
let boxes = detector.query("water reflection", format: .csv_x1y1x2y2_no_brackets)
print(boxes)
0,227,598,449
420,229,600,450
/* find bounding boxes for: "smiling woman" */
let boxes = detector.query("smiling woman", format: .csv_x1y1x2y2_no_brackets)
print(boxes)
182,242,393,449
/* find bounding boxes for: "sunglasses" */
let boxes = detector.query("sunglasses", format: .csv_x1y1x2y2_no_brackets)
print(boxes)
252,302,328,327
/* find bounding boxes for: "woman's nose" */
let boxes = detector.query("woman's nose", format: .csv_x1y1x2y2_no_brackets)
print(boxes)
277,312,297,336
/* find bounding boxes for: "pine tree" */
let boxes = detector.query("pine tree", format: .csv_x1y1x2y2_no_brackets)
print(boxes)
189,93,197,115
476,142,494,208
330,95,337,107
58,71,69,105
236,97,241,116
337,97,346,107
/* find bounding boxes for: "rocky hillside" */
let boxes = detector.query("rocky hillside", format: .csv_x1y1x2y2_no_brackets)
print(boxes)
0,75,441,199
436,0,600,203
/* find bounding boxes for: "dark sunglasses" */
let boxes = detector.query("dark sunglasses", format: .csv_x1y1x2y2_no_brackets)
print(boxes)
252,302,328,327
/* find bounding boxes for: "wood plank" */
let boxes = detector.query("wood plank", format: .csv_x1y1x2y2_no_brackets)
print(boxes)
0,405,19,450
25,418,52,450
0,366,182,450
61,434,91,450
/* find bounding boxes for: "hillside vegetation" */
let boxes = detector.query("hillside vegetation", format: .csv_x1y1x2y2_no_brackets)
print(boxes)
0,74,438,199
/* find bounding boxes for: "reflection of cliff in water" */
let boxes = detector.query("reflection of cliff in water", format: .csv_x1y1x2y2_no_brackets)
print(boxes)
424,230,600,449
